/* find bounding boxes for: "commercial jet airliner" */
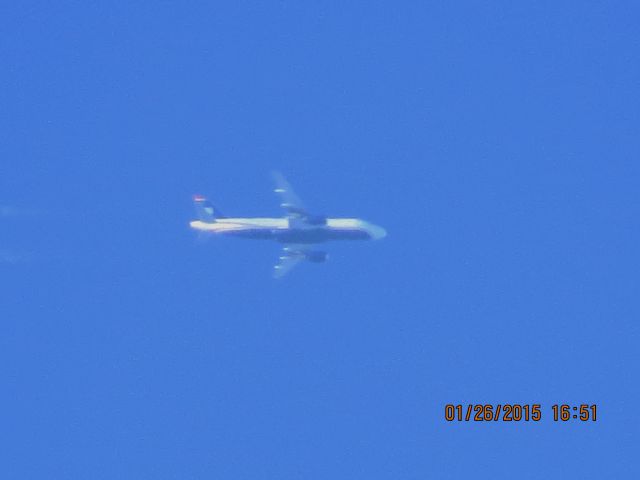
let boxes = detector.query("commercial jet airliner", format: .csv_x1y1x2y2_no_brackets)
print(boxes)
189,172,387,278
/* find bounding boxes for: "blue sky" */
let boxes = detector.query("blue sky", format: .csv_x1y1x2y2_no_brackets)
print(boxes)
1,1,638,478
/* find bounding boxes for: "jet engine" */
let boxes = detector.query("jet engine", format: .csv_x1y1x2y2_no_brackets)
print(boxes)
304,215,327,226
305,251,328,263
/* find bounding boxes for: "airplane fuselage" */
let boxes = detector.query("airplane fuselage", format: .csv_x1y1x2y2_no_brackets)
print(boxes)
190,217,387,244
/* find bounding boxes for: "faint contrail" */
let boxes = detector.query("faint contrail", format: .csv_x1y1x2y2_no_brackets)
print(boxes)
1,206,37,263
0,206,39,217
0,249,30,264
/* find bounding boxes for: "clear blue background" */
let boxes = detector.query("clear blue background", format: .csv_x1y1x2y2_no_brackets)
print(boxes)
1,1,638,478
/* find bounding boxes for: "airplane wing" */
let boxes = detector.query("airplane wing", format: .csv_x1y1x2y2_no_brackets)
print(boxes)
272,171,307,217
272,171,328,229
273,244,307,279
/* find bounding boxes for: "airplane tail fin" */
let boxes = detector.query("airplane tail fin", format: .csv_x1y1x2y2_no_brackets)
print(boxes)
192,195,225,223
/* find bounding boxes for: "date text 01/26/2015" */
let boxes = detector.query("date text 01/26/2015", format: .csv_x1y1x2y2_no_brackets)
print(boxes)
444,404,597,422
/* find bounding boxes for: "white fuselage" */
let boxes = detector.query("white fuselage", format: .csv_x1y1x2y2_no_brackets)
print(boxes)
190,217,387,244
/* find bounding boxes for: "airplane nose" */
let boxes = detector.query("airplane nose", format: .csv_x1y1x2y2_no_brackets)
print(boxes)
368,223,387,240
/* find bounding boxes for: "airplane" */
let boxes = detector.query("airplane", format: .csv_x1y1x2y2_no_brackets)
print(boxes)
189,172,387,278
